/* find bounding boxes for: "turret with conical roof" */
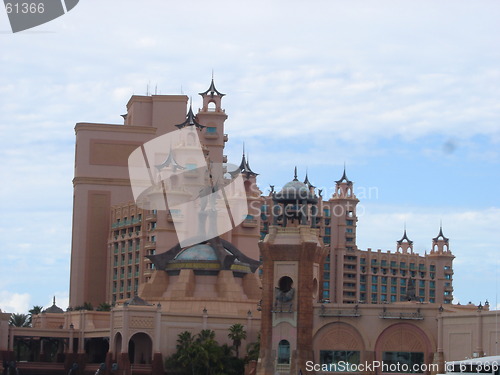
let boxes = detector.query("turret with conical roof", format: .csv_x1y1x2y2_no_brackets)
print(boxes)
431,225,451,255
196,77,228,166
429,225,454,304
199,77,225,113
397,227,414,254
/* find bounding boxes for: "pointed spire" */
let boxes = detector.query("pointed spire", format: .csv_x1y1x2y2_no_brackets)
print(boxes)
174,100,205,130
303,170,315,189
53,296,56,305
397,228,413,245
293,166,298,181
335,164,352,184
199,77,225,97
433,223,449,242
232,144,258,177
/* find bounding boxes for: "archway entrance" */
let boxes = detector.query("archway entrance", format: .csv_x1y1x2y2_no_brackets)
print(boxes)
85,338,109,363
128,332,152,364
114,332,122,361
375,323,433,374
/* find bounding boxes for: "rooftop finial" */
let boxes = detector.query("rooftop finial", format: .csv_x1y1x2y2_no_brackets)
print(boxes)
294,166,298,181
242,142,245,156
53,296,56,305
336,163,351,184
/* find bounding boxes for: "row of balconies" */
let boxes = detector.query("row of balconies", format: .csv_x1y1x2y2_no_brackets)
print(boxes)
111,217,142,228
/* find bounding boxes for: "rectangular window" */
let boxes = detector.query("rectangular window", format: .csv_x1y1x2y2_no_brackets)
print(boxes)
382,352,424,373
323,281,330,289
206,126,217,133
325,227,331,235
346,220,354,226
372,276,378,283
346,228,353,233
320,350,360,370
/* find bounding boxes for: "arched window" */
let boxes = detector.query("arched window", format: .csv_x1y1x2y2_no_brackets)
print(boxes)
278,340,290,364
278,276,293,293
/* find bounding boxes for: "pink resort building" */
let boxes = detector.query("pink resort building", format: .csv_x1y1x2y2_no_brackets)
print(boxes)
0,79,497,375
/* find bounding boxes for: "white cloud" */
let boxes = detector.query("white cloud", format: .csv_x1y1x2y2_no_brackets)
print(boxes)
0,291,31,314
0,0,499,308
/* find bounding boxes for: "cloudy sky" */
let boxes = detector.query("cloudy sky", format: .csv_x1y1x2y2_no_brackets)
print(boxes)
0,0,499,313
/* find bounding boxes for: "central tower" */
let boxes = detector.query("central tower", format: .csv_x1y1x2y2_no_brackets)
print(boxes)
257,170,328,375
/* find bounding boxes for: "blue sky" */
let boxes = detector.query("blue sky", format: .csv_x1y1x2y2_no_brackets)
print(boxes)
0,0,499,312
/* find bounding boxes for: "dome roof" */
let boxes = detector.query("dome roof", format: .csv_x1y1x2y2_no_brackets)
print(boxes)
44,297,64,314
274,167,317,202
175,244,218,261
147,237,260,274
280,180,309,195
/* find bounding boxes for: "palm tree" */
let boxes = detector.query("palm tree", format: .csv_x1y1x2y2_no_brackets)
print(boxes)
196,330,222,375
246,332,260,362
96,302,112,311
9,313,30,327
175,331,196,375
228,323,246,358
28,305,43,326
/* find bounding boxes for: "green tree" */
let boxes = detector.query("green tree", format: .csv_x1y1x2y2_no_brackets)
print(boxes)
9,313,30,327
96,302,112,311
228,323,247,358
176,331,196,375
195,329,221,375
166,329,243,375
28,305,43,326
74,302,94,311
246,332,260,362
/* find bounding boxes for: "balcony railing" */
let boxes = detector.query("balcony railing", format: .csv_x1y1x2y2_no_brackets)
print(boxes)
379,309,424,320
319,305,361,317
